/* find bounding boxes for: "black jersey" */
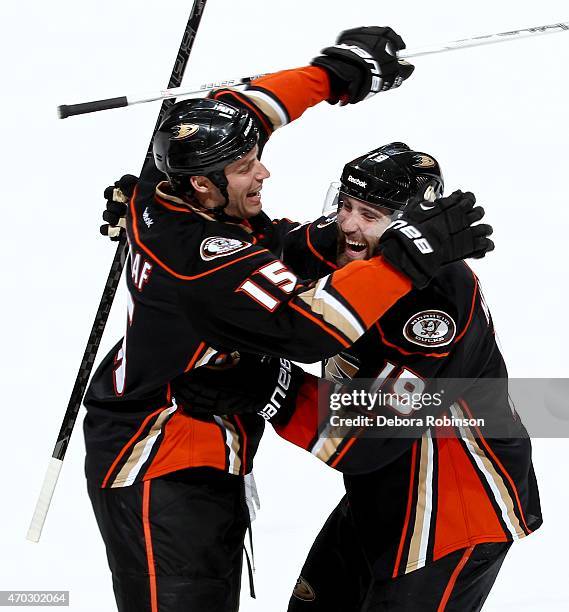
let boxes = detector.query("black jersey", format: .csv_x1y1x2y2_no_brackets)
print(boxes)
83,69,413,488
275,213,542,579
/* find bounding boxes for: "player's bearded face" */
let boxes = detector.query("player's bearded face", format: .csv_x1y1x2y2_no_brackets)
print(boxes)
223,146,271,219
336,196,394,267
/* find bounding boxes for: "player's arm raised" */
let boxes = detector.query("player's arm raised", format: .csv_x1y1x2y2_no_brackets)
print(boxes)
101,25,415,241
213,25,415,139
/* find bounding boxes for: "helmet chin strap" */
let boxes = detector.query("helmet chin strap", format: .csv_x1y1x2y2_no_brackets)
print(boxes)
205,140,259,221
206,171,243,221
176,172,237,221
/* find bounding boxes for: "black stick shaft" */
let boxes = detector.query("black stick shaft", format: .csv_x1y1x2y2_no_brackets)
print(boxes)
53,0,209,462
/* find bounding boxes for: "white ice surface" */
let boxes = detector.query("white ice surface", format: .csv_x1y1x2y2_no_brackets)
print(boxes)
1,1,568,609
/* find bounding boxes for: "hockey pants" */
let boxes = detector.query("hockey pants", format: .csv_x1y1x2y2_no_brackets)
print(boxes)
288,497,511,611
88,468,250,612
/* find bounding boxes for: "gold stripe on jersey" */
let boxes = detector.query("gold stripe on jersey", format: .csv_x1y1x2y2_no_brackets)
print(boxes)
195,347,239,369
214,416,242,475
405,430,435,573
451,404,524,539
241,89,289,129
298,277,365,344
324,353,360,383
195,346,219,368
311,355,359,464
110,404,178,488
305,404,353,463
310,434,345,464
154,183,212,221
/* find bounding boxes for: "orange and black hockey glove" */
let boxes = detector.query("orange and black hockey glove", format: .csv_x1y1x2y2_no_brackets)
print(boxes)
100,174,138,241
312,26,415,104
172,353,305,425
378,191,494,289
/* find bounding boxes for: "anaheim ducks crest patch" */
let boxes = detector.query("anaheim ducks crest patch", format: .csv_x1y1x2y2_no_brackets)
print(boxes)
403,310,456,347
200,236,251,261
292,577,316,602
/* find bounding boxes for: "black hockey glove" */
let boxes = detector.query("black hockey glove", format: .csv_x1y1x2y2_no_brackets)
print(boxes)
100,174,138,241
312,26,415,104
172,353,305,425
378,191,494,289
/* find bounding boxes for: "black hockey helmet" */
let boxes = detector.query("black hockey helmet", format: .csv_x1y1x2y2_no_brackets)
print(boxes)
153,98,259,200
339,142,444,211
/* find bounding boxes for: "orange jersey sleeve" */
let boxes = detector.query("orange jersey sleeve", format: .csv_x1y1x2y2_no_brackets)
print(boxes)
211,66,331,136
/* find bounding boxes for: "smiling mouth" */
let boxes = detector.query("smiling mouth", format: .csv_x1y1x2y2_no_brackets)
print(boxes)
247,187,262,198
345,239,367,254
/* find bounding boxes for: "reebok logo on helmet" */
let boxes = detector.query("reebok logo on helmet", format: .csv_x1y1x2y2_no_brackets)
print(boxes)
347,175,367,188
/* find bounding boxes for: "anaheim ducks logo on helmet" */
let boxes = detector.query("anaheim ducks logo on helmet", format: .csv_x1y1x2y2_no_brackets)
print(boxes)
413,154,436,169
171,123,199,141
292,577,316,602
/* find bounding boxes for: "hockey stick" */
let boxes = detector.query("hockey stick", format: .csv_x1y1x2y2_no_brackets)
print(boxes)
57,20,569,119
26,0,210,543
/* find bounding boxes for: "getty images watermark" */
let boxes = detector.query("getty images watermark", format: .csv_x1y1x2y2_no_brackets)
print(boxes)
317,378,569,439
329,388,485,430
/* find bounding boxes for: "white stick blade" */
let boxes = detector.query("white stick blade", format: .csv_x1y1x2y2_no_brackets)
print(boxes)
26,458,63,543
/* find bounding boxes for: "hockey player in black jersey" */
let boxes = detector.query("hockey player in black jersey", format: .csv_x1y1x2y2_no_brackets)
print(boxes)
88,27,495,612
181,144,541,611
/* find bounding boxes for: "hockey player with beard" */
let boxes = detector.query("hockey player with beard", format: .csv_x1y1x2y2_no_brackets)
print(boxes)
179,144,541,611
88,26,495,612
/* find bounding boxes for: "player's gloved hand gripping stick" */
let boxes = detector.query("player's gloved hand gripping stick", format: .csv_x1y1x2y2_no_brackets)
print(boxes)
311,26,415,103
